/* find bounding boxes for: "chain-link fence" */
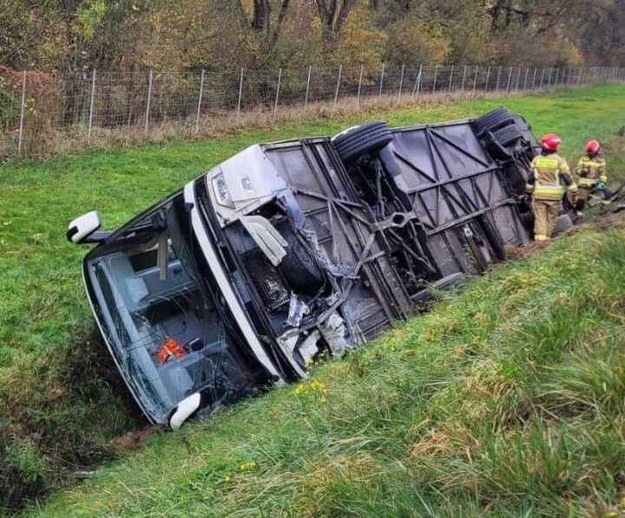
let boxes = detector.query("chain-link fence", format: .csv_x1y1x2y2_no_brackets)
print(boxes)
1,64,624,158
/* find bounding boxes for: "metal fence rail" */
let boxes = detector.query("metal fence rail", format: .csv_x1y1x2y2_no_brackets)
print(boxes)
1,64,624,158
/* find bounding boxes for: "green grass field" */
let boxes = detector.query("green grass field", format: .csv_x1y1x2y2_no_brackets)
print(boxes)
3,85,625,515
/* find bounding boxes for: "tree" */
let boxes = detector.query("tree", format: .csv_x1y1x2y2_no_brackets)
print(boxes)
233,0,291,48
313,0,359,42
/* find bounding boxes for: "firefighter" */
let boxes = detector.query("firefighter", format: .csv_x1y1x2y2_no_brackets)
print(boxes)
526,133,578,241
575,139,612,215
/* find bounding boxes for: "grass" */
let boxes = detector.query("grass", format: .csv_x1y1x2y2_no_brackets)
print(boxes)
33,219,625,517
2,84,625,514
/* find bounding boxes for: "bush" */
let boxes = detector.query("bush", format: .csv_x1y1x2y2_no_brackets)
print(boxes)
384,18,450,65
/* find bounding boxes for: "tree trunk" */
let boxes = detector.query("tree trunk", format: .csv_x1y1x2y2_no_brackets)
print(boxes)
314,0,357,43
235,0,290,48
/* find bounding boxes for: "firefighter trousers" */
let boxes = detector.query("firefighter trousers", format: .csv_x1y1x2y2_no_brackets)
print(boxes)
533,199,560,241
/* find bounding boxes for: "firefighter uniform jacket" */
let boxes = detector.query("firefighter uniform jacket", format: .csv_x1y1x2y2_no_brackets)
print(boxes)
576,154,607,187
527,152,578,201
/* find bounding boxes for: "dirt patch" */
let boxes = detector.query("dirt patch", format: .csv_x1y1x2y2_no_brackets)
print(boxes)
585,211,625,232
504,240,550,260
112,426,161,453
505,211,625,261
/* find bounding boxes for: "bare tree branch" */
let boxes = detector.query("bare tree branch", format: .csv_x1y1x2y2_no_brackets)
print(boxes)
335,0,356,36
271,0,291,47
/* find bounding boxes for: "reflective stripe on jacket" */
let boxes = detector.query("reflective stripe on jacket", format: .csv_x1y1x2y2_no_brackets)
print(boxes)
528,153,578,201
576,155,607,186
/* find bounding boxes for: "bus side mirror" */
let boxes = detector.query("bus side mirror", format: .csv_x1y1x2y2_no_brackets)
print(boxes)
67,211,103,244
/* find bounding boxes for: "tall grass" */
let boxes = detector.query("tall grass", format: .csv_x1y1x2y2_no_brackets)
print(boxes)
35,223,625,517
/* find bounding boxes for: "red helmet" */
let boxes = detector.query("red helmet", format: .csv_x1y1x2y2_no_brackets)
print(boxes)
586,139,601,155
541,133,562,152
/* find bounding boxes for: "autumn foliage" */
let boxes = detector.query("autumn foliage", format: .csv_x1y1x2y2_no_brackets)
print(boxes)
1,0,624,76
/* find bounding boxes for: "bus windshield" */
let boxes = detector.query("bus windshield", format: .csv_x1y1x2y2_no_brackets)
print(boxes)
87,194,263,424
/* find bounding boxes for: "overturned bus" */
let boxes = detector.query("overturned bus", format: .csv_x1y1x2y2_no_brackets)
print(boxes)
67,107,559,428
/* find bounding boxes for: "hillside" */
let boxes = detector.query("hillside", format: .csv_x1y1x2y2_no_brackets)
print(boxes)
3,85,625,514
36,216,625,516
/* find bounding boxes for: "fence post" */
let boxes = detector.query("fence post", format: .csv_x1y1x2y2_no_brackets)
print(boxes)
448,64,454,93
461,64,468,92
472,66,479,97
432,65,439,94
357,64,364,106
144,69,153,134
496,66,502,91
397,64,405,98
236,68,244,124
577,67,583,86
411,65,422,99
505,66,513,95
540,67,545,88
547,68,553,87
304,65,312,108
379,63,385,97
273,68,282,119
514,66,521,92
17,70,26,156
523,67,529,91
485,66,491,92
195,69,205,133
88,68,97,139
334,64,342,106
